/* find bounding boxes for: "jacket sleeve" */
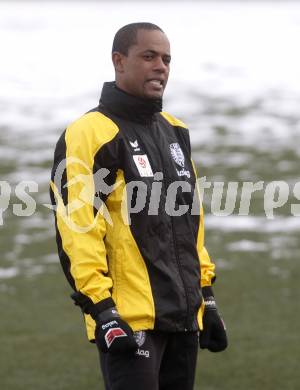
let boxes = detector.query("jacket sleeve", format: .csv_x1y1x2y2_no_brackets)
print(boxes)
49,112,119,314
192,160,216,287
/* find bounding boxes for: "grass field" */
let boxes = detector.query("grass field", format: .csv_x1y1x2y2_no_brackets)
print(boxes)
1,208,299,390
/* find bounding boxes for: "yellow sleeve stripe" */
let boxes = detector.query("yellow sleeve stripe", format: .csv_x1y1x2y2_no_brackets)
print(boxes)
53,111,119,303
65,111,119,167
191,159,216,286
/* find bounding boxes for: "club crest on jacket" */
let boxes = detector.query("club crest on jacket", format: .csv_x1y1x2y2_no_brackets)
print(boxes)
170,143,185,167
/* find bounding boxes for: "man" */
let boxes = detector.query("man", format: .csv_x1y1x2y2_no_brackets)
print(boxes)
50,22,227,390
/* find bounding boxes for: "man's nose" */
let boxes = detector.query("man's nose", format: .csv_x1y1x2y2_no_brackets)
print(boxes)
153,57,169,73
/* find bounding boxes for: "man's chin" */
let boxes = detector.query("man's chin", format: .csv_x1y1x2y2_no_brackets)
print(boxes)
144,89,164,100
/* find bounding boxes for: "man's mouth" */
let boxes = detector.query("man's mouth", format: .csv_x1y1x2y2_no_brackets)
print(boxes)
147,79,164,89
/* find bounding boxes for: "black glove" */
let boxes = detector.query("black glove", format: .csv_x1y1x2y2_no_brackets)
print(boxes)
199,286,228,353
70,292,137,354
94,307,138,354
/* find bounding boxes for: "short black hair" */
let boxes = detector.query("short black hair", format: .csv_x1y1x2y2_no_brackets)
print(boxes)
112,22,164,55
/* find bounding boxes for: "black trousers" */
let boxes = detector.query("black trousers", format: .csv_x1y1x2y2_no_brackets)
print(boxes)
98,331,199,390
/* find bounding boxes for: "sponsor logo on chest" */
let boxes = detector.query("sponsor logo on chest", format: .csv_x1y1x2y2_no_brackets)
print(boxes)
132,154,154,177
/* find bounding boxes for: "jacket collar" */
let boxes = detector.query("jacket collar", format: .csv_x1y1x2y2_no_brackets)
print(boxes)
99,81,162,124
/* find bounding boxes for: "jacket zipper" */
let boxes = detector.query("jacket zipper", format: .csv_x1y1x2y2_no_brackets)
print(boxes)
169,215,191,330
151,123,191,330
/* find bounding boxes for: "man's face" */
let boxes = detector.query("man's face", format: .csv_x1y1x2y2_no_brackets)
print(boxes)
114,29,171,99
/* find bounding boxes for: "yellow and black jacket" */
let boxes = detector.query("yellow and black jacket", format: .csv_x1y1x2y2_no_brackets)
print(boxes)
50,82,215,341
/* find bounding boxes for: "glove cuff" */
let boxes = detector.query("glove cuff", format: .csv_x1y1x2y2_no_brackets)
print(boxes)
95,306,120,324
90,298,117,320
202,286,214,298
204,296,217,310
202,286,217,311
71,291,115,320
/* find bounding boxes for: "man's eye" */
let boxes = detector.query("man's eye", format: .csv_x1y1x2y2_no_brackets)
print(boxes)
144,55,154,60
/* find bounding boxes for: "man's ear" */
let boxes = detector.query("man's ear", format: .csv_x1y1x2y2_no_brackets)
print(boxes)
112,52,126,73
